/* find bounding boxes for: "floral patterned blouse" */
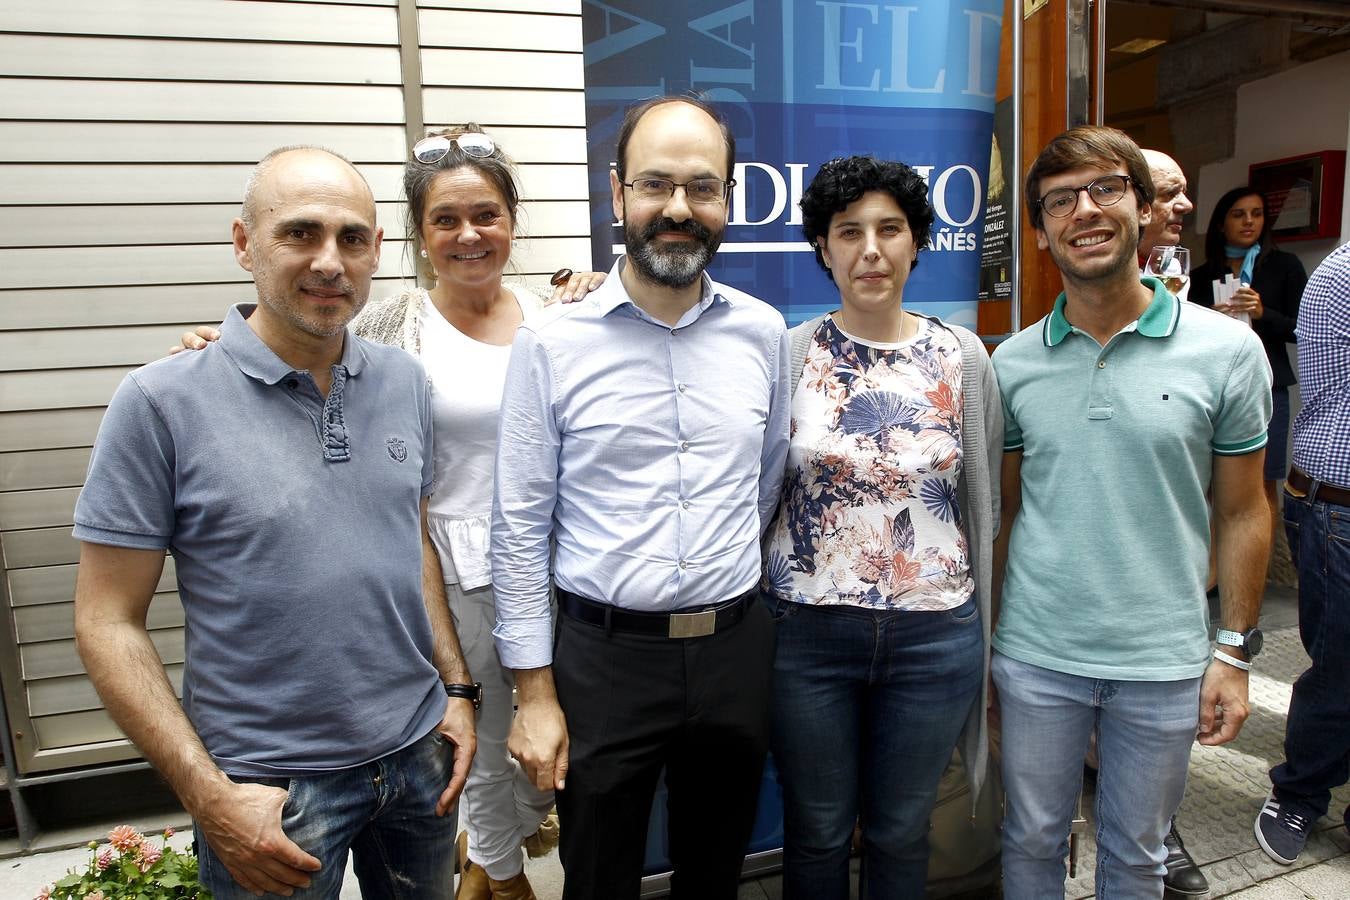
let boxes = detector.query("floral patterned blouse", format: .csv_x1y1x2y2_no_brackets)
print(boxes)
764,314,974,611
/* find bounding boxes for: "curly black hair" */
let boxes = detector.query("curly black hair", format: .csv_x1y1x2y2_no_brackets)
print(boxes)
799,156,935,274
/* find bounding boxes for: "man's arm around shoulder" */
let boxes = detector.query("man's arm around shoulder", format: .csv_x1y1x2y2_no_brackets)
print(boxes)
75,542,321,896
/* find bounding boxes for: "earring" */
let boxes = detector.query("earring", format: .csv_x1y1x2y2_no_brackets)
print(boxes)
419,248,428,258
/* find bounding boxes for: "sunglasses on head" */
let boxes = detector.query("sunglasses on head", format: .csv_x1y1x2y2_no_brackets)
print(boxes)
412,132,496,164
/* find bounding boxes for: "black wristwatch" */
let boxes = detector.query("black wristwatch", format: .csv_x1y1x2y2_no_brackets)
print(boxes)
1215,627,1264,659
443,682,483,709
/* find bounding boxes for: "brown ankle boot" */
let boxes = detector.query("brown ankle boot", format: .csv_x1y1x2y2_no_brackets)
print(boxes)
521,811,560,859
487,871,538,900
456,831,490,900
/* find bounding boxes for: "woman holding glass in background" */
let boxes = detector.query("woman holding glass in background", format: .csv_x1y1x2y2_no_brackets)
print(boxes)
761,156,1001,900
1191,186,1307,547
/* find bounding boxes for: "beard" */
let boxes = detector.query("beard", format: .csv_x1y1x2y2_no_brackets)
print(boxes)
625,215,723,288
256,275,366,339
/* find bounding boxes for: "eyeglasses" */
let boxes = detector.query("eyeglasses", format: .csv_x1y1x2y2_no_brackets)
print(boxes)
621,177,735,205
1037,174,1137,219
412,133,495,164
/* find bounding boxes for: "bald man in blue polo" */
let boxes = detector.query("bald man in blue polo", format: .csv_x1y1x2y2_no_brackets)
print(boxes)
73,146,477,900
991,126,1272,899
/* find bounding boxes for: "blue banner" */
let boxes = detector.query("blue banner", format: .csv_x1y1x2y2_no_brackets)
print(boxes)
581,0,1003,329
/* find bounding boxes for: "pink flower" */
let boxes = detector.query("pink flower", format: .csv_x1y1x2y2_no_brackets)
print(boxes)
34,887,51,900
108,824,142,852
139,843,163,871
87,892,106,900
96,848,116,870
163,826,176,838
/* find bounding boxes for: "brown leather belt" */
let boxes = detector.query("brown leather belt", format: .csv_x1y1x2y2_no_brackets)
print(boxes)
1287,465,1350,507
558,588,754,638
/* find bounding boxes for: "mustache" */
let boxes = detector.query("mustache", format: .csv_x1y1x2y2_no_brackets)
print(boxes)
298,277,355,296
638,216,716,244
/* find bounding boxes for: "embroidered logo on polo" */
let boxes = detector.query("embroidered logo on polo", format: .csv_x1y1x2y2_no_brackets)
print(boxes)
386,438,408,462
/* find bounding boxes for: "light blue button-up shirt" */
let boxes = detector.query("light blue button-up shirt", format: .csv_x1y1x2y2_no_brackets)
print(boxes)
491,259,791,669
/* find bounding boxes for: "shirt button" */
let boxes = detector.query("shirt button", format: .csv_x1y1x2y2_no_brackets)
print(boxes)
677,383,687,393
682,500,691,509
679,440,690,452
678,560,688,570
1097,360,1106,369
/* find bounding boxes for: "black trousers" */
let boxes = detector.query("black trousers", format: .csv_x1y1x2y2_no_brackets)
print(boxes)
553,597,775,900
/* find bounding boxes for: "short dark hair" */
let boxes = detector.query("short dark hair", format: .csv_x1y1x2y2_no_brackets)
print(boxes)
799,156,935,273
1024,125,1154,230
614,95,736,183
1202,186,1275,271
403,123,521,277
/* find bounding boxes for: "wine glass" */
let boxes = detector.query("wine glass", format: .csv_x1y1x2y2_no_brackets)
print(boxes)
1144,245,1190,297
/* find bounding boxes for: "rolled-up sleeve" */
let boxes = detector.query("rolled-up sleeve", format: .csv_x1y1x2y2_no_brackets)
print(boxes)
758,323,791,531
491,326,562,669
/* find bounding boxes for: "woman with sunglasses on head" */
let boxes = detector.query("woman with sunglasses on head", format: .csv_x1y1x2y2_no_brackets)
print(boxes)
761,155,1001,899
176,126,602,900
1190,187,1307,554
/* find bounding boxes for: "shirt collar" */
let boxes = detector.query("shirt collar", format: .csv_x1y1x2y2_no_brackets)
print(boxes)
592,257,731,323
1042,277,1179,347
218,303,368,384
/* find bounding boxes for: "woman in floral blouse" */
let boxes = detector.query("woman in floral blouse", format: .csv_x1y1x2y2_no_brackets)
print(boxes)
763,156,1003,899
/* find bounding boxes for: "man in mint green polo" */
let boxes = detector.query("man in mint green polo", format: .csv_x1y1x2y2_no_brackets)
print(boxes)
991,125,1272,900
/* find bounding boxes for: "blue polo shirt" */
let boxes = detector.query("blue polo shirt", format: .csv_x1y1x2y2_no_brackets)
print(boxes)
74,305,443,776
992,279,1272,680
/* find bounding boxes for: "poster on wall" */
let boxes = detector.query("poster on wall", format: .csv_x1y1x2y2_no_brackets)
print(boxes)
580,0,1004,328
978,97,1013,302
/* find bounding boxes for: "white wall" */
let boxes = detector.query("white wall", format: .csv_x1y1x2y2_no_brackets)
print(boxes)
1197,49,1350,275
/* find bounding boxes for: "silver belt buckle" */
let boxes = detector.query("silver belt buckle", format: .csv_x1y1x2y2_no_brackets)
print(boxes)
668,609,717,638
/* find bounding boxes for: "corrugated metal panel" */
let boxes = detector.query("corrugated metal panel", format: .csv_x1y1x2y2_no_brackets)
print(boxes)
0,0,589,778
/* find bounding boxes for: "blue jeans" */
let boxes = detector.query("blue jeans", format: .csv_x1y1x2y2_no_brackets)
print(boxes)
197,730,457,899
993,653,1200,900
1269,487,1350,819
767,594,983,900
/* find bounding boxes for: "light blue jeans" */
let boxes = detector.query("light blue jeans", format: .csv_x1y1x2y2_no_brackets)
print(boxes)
993,652,1201,900
196,730,457,899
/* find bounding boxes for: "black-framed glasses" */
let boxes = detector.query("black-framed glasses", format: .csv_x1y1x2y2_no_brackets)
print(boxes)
621,177,735,205
1038,174,1137,218
412,133,495,164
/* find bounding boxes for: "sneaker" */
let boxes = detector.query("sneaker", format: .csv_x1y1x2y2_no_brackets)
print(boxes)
1254,793,1312,865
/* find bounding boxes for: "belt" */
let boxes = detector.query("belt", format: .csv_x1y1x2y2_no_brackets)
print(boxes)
1287,465,1350,507
557,588,754,639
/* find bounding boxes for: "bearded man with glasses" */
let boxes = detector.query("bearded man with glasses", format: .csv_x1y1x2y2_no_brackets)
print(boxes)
490,95,790,900
989,126,1272,899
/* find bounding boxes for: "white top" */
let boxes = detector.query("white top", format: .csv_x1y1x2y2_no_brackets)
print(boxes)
421,285,542,587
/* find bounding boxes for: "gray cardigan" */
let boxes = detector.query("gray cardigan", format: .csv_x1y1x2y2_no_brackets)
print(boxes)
786,314,1003,808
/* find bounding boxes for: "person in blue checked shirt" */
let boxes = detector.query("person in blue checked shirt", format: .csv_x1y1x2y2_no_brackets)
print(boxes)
1253,240,1350,866
990,126,1272,899
490,96,791,900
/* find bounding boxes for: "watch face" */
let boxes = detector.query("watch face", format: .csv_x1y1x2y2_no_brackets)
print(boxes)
1246,628,1264,657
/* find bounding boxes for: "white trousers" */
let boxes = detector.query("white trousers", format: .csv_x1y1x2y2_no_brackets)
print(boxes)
446,580,555,880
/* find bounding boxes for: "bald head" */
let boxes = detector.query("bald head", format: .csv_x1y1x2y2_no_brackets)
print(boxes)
1139,149,1193,255
240,145,373,231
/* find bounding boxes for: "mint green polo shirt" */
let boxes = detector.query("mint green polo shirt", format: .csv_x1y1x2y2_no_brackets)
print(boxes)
991,279,1272,680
